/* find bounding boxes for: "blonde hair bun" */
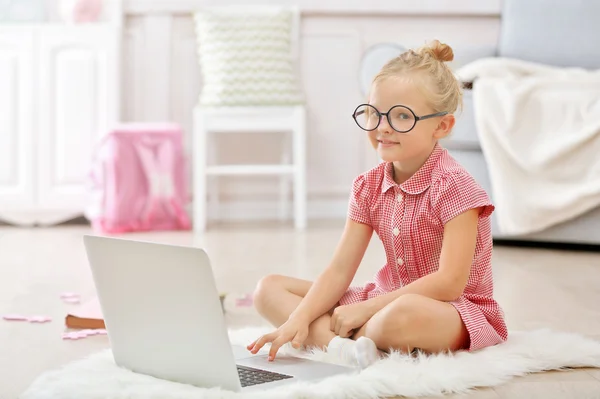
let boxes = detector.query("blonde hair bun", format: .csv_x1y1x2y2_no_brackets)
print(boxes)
419,40,454,62
372,38,462,115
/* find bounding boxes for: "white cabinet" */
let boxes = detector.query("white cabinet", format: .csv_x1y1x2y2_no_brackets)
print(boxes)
37,28,119,214
0,25,120,226
0,31,35,216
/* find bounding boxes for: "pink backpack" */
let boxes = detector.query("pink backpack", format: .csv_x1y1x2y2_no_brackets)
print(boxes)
85,123,191,234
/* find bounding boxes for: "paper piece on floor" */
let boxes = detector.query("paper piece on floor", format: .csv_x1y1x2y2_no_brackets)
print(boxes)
60,292,82,304
3,314,52,323
28,316,52,323
2,314,29,321
62,332,87,340
80,329,107,336
62,328,107,340
235,294,253,307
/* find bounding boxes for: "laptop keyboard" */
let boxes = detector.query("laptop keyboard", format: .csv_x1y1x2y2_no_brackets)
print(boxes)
237,365,293,387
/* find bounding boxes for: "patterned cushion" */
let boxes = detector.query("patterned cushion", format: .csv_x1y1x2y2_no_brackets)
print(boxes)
193,7,304,107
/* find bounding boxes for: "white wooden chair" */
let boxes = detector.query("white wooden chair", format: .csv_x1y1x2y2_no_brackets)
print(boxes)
192,6,306,232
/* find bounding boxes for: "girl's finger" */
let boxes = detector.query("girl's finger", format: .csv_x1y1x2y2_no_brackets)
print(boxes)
268,336,288,361
247,339,257,350
249,336,265,353
250,333,275,354
335,316,343,336
291,329,308,349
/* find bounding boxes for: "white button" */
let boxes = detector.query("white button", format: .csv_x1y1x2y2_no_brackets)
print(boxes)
397,195,403,203
393,227,400,236
397,257,404,266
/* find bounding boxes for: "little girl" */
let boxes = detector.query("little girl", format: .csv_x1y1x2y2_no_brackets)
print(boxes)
247,40,508,368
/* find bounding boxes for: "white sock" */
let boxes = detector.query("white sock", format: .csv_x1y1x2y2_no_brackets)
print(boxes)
327,336,381,369
354,336,381,369
327,336,356,364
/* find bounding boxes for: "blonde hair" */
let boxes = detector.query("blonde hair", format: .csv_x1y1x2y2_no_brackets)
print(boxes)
372,40,462,114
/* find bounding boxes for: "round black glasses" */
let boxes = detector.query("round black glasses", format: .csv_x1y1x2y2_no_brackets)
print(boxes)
352,104,448,133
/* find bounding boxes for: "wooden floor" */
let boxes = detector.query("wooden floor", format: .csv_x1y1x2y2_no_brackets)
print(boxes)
1,221,600,398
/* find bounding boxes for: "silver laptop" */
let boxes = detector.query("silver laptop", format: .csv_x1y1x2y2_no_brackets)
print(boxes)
83,235,353,392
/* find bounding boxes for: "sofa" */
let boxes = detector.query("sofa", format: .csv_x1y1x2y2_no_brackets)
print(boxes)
444,0,600,245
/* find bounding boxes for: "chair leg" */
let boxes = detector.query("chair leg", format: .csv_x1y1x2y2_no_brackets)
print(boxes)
292,105,307,229
209,138,219,220
279,132,291,221
193,109,208,233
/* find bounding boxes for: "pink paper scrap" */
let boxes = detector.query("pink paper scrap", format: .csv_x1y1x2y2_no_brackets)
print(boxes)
235,294,254,307
60,292,80,299
62,328,107,340
28,316,52,323
2,314,29,321
3,314,52,323
62,332,86,340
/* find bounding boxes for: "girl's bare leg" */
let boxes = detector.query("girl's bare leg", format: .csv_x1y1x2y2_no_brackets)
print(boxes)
252,274,336,349
351,293,469,354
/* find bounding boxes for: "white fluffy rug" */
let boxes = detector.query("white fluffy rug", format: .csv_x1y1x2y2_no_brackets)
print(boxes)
21,327,600,399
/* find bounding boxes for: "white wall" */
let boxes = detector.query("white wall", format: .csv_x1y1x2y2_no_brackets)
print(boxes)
115,0,502,222
41,0,499,222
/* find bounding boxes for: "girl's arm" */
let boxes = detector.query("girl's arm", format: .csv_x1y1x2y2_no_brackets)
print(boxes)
362,207,480,315
289,219,373,324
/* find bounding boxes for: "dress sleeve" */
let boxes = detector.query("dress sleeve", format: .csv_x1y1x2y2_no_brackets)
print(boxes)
347,174,372,226
431,170,495,225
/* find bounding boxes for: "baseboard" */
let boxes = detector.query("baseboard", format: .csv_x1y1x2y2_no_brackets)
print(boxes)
0,199,348,227
200,197,348,221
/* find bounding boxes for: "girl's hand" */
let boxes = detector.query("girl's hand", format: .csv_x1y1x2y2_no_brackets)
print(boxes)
247,317,309,361
331,302,373,338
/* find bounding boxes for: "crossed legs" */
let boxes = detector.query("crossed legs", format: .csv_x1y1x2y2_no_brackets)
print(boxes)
253,274,469,354
252,274,336,350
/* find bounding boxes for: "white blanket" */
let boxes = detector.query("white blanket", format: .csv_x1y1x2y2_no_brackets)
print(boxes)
456,58,600,236
20,327,600,399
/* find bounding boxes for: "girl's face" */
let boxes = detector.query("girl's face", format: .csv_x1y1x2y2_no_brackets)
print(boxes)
365,77,454,164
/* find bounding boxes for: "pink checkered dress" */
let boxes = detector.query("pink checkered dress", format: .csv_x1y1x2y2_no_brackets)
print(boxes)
339,143,508,351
